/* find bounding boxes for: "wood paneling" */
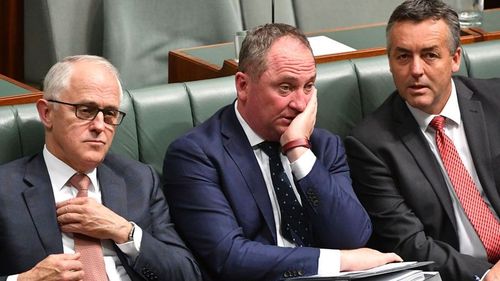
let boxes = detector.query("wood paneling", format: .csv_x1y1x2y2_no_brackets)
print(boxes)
0,0,24,81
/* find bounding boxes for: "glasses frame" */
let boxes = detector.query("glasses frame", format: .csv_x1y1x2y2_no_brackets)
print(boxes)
47,99,126,126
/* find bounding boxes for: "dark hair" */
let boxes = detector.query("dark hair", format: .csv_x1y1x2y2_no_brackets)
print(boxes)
238,23,313,79
386,0,461,54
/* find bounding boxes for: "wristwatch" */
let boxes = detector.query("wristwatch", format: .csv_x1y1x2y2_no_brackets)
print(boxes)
128,221,136,242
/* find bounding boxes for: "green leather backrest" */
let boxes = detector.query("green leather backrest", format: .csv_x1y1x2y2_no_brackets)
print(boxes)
0,104,44,165
102,0,243,89
315,60,362,138
463,40,500,79
292,0,404,32
0,105,24,164
109,90,139,161
129,83,193,176
186,76,237,126
352,55,395,118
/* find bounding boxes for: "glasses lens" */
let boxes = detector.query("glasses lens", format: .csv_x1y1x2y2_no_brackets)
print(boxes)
76,105,98,120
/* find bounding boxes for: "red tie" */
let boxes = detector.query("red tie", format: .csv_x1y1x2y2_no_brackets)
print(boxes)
69,173,108,281
430,116,500,263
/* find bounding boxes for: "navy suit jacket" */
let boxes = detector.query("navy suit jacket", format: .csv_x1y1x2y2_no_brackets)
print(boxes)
0,153,201,281
345,76,500,281
163,104,372,281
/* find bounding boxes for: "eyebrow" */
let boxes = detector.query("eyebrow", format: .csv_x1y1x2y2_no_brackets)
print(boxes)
394,45,440,53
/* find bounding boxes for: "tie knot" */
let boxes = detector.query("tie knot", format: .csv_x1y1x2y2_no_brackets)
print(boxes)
430,115,446,131
69,173,91,197
258,141,281,159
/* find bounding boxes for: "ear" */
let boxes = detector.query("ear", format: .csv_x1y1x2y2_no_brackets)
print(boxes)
451,46,462,73
36,99,53,129
235,72,249,103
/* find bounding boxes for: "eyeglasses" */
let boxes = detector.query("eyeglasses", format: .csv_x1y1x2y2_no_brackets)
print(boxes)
47,99,126,126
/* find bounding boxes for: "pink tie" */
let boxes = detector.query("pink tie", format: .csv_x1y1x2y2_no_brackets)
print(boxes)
430,116,500,263
69,173,108,281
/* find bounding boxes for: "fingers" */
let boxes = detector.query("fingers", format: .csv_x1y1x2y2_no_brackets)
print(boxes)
19,253,84,281
340,248,402,272
385,252,403,263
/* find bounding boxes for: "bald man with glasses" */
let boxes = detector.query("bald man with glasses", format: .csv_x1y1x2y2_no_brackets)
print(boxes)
0,55,201,281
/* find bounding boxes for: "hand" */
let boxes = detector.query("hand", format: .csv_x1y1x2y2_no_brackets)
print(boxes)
281,86,317,144
340,248,403,272
280,87,317,161
485,260,500,281
56,197,132,244
18,253,83,281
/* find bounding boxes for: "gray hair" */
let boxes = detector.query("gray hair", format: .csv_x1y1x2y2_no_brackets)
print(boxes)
386,0,461,55
43,55,123,101
238,23,313,79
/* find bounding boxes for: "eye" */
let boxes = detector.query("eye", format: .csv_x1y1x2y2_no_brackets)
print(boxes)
304,83,314,94
103,110,119,118
279,84,292,93
77,105,96,117
396,53,410,61
423,52,440,60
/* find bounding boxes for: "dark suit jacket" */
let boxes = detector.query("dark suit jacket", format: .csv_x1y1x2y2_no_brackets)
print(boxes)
163,104,372,281
345,76,500,281
0,153,201,281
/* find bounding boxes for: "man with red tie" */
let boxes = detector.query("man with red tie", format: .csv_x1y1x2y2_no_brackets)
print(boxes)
345,0,500,280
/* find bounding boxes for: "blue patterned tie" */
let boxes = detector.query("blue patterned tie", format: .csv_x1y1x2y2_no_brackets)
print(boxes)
259,142,313,247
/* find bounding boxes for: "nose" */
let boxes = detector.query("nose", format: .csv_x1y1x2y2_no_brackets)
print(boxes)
410,57,424,78
289,90,308,112
89,111,106,132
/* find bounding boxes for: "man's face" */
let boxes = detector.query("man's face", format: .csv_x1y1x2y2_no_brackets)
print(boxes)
388,19,461,114
236,36,316,141
41,61,121,172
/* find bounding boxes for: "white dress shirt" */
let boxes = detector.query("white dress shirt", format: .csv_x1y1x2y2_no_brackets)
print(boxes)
7,147,143,281
235,102,340,275
406,79,496,259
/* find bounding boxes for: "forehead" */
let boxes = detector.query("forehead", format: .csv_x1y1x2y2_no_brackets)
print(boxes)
389,19,449,50
263,36,316,79
65,61,121,105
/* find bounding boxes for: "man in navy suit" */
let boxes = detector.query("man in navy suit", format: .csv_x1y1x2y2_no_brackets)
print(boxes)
163,23,401,281
0,55,201,281
344,0,500,280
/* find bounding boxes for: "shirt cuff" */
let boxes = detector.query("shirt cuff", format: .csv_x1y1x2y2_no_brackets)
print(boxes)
318,249,341,275
116,223,143,261
290,149,316,180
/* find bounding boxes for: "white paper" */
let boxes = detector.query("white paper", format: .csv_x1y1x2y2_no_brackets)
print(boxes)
307,36,356,56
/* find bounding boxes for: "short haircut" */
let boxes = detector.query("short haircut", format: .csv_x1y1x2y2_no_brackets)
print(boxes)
238,23,313,79
43,55,123,101
386,0,461,54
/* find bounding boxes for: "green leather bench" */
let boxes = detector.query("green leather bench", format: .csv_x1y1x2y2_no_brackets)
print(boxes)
1,39,499,178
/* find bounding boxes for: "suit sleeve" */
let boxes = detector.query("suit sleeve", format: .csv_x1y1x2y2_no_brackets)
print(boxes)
126,165,202,281
344,135,492,281
163,137,319,281
297,131,372,249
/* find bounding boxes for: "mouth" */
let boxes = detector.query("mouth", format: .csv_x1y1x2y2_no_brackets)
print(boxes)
407,83,430,94
84,140,106,146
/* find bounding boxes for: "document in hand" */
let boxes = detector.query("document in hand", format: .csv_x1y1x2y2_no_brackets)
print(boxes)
287,261,435,281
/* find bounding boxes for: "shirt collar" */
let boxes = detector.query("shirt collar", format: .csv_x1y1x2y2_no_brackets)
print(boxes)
406,79,461,131
234,101,266,148
43,145,99,192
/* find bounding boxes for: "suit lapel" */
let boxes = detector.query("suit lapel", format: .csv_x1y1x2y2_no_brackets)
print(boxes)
22,154,64,255
455,79,497,209
393,98,457,229
98,160,128,218
220,105,277,242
